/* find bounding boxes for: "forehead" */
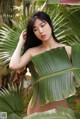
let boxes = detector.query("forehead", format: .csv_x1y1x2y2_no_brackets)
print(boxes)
33,18,46,27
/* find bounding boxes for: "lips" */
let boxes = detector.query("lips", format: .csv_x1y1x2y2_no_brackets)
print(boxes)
41,35,46,39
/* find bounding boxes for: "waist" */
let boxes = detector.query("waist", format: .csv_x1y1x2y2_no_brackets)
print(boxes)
31,76,76,107
27,96,68,116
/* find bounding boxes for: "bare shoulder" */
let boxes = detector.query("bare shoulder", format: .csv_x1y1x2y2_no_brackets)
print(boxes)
64,45,72,58
64,45,71,53
28,46,42,57
58,43,71,51
58,43,71,58
65,45,71,49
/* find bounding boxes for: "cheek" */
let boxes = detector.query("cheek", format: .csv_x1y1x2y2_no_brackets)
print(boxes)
34,32,38,37
34,32,40,39
46,25,52,33
46,27,52,36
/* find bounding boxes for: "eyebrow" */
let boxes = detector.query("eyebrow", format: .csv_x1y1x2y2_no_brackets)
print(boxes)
33,21,46,28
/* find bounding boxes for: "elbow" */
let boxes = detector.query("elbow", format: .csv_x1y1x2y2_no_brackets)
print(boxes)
9,62,18,70
9,62,23,70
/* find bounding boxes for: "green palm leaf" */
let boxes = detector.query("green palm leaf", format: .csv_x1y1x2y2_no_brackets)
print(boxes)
7,113,21,119
28,45,80,107
0,20,26,67
46,7,71,43
0,83,25,116
46,4,80,45
23,108,76,119
72,44,80,85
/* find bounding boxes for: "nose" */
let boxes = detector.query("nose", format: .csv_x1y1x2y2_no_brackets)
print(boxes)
39,27,43,34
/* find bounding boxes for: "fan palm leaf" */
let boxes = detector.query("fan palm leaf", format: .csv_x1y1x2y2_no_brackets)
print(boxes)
7,113,21,119
0,19,26,67
46,4,80,45
46,6,71,43
0,83,25,116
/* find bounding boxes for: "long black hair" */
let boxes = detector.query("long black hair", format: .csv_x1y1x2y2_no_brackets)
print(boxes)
23,11,59,54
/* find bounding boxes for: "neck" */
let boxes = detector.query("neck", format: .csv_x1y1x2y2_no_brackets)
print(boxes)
41,36,58,51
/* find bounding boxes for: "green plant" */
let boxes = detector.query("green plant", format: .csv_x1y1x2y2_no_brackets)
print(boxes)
0,2,80,119
0,83,26,117
23,107,79,119
0,0,15,26
0,18,26,68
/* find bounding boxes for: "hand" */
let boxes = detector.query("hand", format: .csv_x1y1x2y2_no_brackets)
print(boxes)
23,29,27,40
19,30,27,46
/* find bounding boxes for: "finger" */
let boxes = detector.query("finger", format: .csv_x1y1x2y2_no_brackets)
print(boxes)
22,29,27,33
23,32,27,38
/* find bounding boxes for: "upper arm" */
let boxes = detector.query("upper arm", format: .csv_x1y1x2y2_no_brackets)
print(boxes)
10,49,32,70
20,49,32,67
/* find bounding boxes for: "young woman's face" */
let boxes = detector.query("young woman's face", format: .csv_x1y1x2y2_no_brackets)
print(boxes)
33,19,52,42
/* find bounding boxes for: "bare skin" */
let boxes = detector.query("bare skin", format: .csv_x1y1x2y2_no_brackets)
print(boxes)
27,96,68,115
9,18,71,115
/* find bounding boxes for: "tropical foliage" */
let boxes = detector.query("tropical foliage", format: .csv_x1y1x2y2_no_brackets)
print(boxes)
0,83,25,118
0,0,15,26
0,19,26,68
0,1,80,119
23,107,79,119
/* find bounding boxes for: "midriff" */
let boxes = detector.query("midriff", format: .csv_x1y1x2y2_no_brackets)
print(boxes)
27,94,68,116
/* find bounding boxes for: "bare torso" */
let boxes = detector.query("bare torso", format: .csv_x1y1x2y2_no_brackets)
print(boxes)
27,92,68,115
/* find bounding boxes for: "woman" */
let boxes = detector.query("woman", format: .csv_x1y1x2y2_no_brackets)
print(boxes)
9,11,75,115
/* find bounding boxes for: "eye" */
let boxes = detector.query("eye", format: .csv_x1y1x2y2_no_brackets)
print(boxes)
33,28,38,32
41,23,46,27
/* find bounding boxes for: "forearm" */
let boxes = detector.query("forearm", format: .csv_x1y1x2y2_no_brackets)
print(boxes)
9,30,27,70
9,42,23,70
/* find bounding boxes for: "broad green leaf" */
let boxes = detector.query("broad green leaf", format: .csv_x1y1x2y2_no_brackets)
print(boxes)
23,108,76,119
29,46,80,106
